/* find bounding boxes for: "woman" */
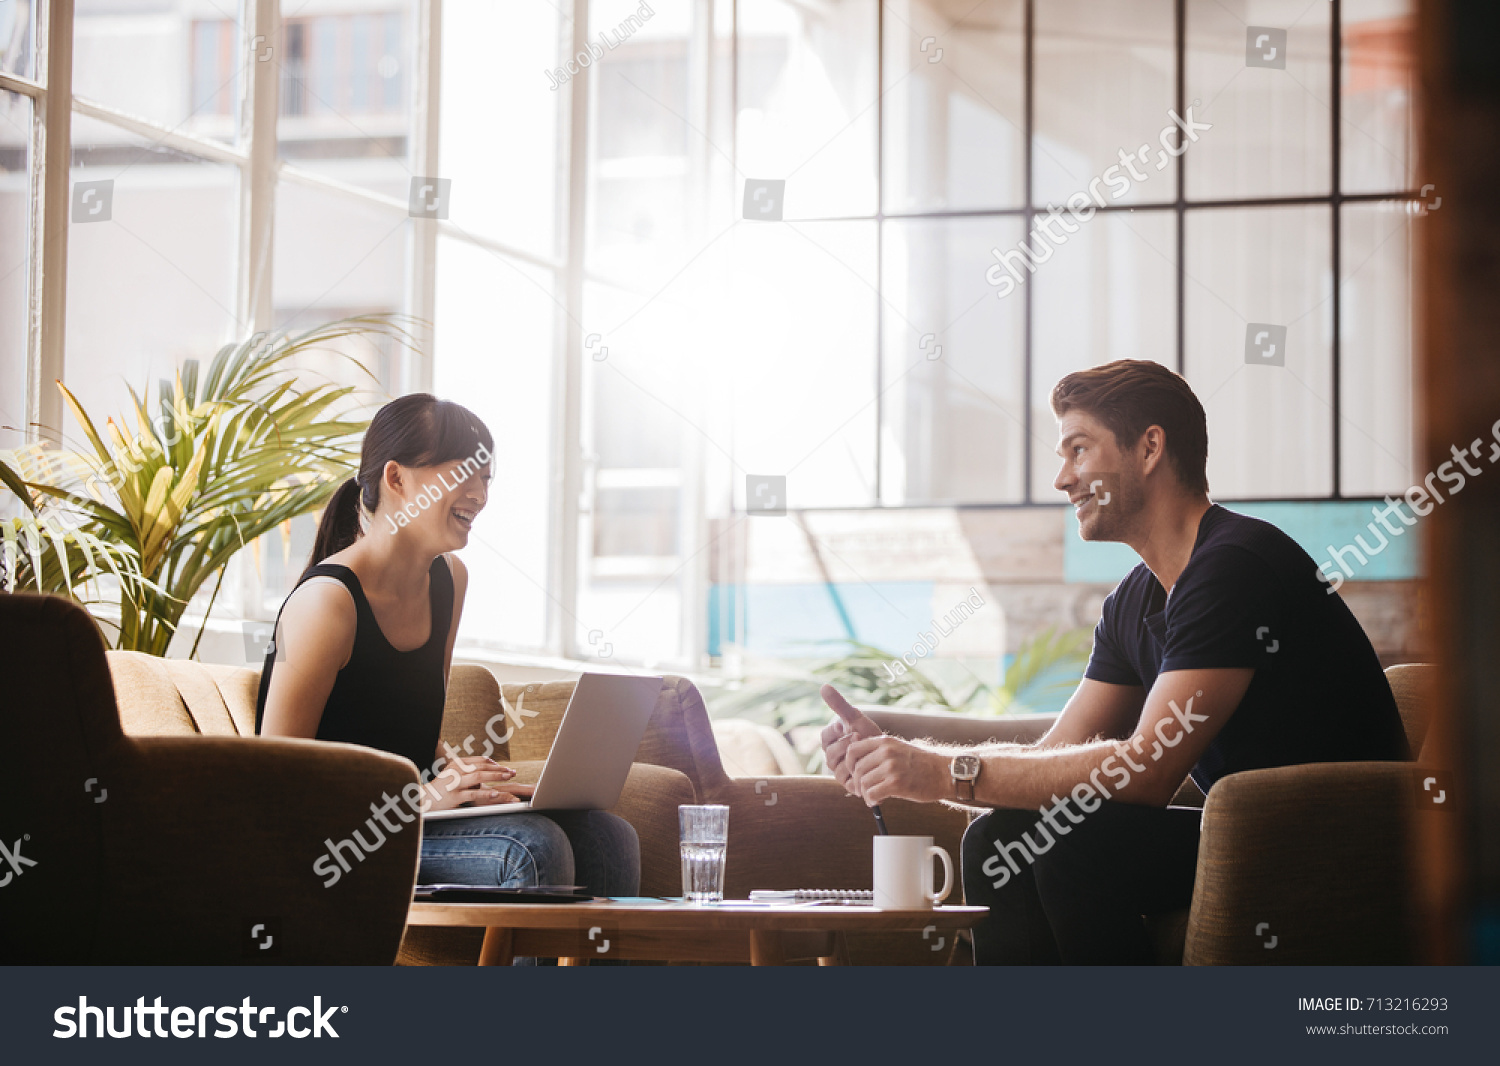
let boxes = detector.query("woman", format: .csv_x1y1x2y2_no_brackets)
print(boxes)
256,393,640,906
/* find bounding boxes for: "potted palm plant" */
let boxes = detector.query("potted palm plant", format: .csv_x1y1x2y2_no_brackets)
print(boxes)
0,315,415,654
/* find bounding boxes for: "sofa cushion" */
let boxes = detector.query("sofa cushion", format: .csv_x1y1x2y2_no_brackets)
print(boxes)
711,718,805,777
203,662,262,736
108,651,265,737
108,651,199,735
159,658,240,735
433,664,517,762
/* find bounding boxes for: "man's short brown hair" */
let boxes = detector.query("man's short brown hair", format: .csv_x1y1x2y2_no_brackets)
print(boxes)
1050,359,1209,495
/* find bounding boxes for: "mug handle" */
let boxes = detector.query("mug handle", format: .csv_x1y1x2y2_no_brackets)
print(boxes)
927,846,954,904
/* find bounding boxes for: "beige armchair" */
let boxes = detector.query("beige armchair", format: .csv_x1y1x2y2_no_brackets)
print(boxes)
1178,663,1432,964
844,667,1434,964
0,593,421,964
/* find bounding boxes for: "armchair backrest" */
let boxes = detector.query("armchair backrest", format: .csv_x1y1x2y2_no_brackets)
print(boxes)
1384,663,1432,760
0,594,122,961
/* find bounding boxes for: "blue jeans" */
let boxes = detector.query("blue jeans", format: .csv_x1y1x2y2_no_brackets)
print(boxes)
419,810,640,896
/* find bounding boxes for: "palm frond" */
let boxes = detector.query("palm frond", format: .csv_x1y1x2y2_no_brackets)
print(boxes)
989,626,1093,714
0,457,37,514
0,314,416,653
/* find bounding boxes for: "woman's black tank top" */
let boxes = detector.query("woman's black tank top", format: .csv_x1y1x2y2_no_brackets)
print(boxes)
253,555,454,774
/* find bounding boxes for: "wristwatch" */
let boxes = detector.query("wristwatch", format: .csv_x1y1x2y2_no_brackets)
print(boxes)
950,754,980,802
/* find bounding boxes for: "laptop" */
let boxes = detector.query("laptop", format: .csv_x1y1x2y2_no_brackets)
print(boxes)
422,672,664,820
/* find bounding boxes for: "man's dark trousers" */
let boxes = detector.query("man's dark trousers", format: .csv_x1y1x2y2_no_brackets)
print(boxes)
960,800,1203,964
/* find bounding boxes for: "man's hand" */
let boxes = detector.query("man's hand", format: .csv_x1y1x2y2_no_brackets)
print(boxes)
820,685,948,805
844,736,949,806
819,685,882,793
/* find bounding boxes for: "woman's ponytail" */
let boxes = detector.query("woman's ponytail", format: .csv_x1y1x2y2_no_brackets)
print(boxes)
301,477,365,581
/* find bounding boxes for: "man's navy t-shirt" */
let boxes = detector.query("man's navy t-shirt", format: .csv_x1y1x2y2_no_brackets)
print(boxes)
1085,504,1410,793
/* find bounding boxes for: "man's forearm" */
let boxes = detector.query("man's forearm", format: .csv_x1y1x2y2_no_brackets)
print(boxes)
916,738,1033,758
969,736,1172,809
913,730,1112,760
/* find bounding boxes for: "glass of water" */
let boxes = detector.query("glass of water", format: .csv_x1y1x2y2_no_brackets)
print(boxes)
679,804,730,903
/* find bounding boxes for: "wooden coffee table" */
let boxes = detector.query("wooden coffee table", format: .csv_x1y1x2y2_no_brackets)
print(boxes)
406,899,988,965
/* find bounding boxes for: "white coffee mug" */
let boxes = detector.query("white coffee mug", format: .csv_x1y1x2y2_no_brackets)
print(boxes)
873,835,954,909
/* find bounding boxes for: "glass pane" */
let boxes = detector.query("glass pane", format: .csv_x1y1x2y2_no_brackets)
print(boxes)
573,265,699,665
589,0,706,289
881,217,1025,504
727,220,878,506
278,3,417,197
1185,0,1332,200
73,1,240,145
883,0,1024,213
1342,0,1417,195
1184,205,1333,497
432,238,556,652
441,0,565,260
1034,0,1176,208
0,90,28,454
1,0,35,80
1340,201,1415,495
272,179,408,394
737,0,878,219
64,113,238,427
1031,209,1177,498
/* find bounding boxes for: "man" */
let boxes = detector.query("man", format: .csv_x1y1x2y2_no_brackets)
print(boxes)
821,359,1409,964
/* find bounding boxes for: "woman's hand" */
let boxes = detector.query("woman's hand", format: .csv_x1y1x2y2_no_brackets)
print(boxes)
423,753,535,812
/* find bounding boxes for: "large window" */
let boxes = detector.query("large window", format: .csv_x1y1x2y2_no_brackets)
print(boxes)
712,0,1419,508
1,0,1422,671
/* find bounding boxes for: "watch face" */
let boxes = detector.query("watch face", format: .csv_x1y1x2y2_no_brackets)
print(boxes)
952,755,980,780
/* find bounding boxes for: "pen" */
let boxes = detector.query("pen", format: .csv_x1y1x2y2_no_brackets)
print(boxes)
871,804,889,835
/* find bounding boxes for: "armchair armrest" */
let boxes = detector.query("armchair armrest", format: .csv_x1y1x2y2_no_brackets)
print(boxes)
611,764,699,896
1183,761,1418,965
91,736,421,964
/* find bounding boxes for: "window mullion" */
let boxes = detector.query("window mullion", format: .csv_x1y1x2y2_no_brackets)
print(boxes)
402,0,442,396
235,0,281,625
236,0,279,340
27,0,74,447
551,0,592,662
